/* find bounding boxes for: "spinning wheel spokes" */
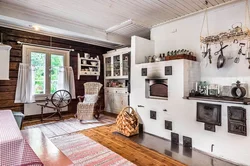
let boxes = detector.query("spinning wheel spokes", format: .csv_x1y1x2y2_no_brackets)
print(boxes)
51,90,72,108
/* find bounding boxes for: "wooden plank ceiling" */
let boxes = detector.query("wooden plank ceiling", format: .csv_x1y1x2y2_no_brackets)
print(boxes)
0,0,235,47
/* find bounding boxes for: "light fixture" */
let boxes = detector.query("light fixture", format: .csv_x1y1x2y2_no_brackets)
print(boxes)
105,19,133,33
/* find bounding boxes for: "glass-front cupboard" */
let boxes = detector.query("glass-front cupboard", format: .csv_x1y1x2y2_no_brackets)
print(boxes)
104,51,130,79
103,47,131,114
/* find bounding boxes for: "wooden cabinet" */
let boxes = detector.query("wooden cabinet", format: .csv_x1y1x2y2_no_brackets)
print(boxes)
105,88,128,114
103,48,130,79
113,91,128,114
104,90,113,112
103,47,130,114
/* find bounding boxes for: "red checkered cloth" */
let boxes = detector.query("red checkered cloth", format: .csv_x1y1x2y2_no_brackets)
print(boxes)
0,110,43,166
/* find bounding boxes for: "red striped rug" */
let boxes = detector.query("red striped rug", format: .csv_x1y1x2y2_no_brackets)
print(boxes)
50,133,135,166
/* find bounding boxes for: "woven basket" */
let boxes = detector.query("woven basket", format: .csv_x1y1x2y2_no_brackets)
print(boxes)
116,106,139,137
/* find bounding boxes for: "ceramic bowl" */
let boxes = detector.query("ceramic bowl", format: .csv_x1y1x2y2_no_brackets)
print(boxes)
84,53,90,59
91,62,97,66
82,60,87,64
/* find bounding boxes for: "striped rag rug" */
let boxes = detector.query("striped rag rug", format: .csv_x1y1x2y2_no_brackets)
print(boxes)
50,133,135,166
25,115,116,138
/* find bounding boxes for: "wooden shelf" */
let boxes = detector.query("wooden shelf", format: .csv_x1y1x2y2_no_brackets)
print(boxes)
183,96,250,105
81,64,98,67
80,57,99,62
165,54,196,61
78,54,100,80
79,71,100,75
105,76,128,79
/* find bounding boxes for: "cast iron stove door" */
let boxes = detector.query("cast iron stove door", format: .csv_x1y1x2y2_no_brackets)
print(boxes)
150,83,168,98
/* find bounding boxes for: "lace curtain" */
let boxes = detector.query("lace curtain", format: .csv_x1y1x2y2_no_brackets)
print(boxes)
57,66,76,99
14,63,35,103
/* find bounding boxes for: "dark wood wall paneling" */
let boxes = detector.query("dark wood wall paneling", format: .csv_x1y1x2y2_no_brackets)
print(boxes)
0,27,110,114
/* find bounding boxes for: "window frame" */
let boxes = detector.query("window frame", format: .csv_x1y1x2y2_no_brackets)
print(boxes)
22,45,70,99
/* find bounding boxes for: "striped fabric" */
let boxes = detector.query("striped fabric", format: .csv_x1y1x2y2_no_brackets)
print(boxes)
25,115,115,138
50,133,135,166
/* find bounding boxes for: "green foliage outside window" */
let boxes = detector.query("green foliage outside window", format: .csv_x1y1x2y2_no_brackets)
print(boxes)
51,54,64,94
31,52,45,94
31,52,64,95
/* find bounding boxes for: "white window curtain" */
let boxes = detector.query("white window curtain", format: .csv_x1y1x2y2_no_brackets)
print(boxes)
14,63,35,103
57,66,76,99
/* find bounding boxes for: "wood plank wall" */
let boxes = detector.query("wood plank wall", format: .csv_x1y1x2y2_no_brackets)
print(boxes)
0,26,110,114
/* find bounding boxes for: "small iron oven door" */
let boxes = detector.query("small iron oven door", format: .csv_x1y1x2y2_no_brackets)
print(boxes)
146,79,168,100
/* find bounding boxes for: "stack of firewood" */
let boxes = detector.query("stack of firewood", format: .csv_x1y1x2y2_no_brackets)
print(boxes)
116,106,139,137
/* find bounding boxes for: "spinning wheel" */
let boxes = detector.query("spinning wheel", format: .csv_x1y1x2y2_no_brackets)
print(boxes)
37,90,72,121
51,90,72,108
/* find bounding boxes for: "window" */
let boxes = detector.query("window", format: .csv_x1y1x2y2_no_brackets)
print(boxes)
23,45,69,97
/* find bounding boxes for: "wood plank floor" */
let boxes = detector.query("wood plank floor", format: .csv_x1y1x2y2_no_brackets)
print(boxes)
23,114,238,166
23,115,186,165
22,114,75,129
81,124,186,166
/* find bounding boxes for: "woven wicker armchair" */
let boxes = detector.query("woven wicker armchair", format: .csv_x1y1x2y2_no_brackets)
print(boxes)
76,82,103,120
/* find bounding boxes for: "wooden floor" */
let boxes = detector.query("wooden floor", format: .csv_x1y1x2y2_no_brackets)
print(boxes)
22,114,75,129
23,114,238,166
81,124,186,166
23,115,185,166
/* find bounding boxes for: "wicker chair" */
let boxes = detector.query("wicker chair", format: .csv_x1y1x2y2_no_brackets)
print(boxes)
76,82,103,120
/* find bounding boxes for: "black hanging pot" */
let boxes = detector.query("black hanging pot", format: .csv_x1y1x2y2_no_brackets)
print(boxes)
231,81,246,99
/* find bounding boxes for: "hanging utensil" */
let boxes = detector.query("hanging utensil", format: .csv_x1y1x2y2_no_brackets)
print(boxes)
208,48,212,64
217,54,226,68
234,43,246,63
238,43,246,55
234,54,240,63
214,41,228,56
202,43,209,58
216,41,228,68
246,41,250,68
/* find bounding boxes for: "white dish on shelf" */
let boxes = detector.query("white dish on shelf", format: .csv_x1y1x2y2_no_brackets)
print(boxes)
82,60,87,64
91,62,98,66
84,53,90,59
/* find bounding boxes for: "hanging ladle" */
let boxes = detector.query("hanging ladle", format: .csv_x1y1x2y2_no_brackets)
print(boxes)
215,41,228,68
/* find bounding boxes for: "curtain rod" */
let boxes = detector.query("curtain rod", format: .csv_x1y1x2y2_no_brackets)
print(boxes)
17,41,74,52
